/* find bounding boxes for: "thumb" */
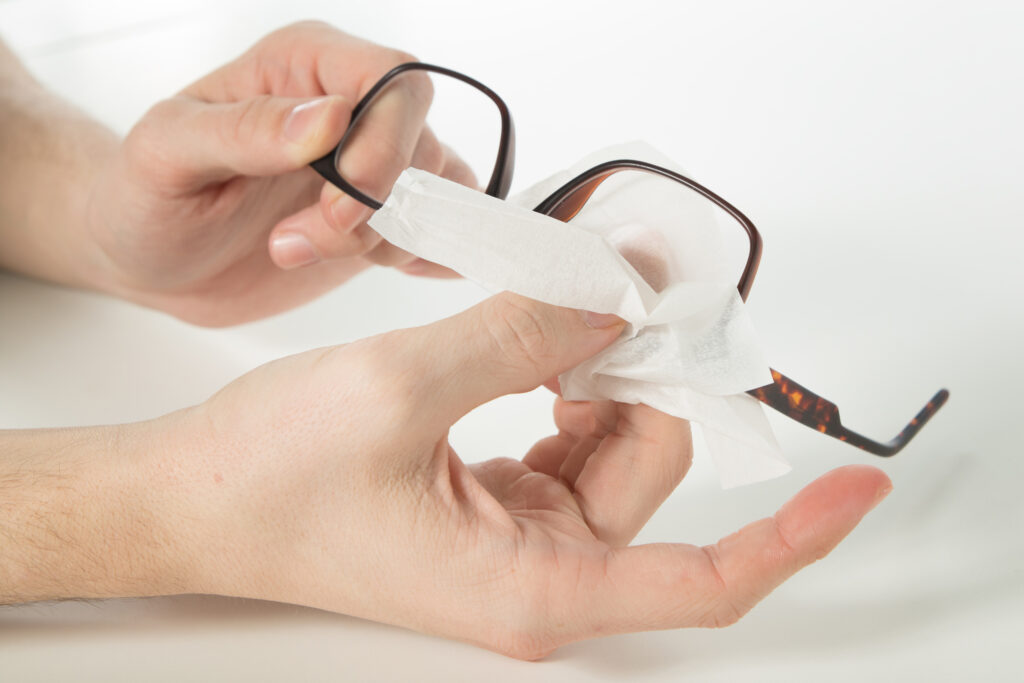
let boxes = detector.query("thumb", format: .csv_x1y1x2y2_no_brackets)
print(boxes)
588,465,892,636
140,94,351,187
408,293,626,425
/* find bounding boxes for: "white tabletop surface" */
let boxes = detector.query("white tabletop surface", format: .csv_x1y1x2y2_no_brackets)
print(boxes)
1,1,1022,680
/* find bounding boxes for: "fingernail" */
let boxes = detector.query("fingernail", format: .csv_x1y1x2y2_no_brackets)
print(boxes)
581,311,625,329
869,483,894,511
271,232,320,269
330,192,372,231
283,97,333,144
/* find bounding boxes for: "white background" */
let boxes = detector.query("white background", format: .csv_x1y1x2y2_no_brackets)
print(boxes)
1,1,1022,680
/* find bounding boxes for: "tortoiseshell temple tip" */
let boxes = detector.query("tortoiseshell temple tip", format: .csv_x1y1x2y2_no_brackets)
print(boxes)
882,387,950,453
830,387,950,457
749,370,950,458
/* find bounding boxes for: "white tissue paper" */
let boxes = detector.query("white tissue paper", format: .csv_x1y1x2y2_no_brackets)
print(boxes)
368,141,791,488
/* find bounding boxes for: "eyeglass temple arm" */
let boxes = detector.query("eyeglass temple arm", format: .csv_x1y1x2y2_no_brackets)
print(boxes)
310,62,516,210
531,159,762,301
749,369,950,456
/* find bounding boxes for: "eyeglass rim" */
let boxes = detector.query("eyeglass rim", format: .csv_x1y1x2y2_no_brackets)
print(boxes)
309,62,516,210
532,159,763,301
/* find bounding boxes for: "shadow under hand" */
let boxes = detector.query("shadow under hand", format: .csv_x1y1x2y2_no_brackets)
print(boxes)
0,594,355,643
552,563,1020,678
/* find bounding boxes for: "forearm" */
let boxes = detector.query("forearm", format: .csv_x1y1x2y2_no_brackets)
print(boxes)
0,422,188,604
0,39,119,288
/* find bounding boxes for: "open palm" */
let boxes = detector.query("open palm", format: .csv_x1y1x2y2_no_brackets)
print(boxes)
179,293,890,659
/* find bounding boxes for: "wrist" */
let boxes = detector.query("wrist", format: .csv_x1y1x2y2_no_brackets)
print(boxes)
0,420,198,603
0,51,120,290
132,403,305,603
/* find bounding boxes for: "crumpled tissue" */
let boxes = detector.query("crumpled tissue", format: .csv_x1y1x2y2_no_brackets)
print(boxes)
368,141,791,488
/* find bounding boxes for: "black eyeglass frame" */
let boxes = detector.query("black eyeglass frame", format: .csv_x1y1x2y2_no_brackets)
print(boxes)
310,62,515,210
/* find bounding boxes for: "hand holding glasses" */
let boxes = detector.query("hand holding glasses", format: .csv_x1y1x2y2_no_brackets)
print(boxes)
310,62,948,457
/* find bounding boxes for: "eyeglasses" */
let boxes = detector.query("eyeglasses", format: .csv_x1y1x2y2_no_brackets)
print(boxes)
310,62,949,457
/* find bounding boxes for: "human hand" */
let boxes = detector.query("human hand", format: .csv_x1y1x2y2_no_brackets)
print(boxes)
84,22,474,326
140,293,891,659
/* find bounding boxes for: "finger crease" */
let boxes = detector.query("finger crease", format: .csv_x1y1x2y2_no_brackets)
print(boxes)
700,544,729,595
771,516,798,557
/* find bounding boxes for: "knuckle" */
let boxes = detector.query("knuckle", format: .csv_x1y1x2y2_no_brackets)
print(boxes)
772,517,801,558
285,19,333,33
338,136,403,195
263,20,334,46
482,296,557,377
404,68,434,107
486,592,559,660
124,99,187,186
385,51,434,105
391,49,419,65
702,602,746,629
697,544,752,629
226,95,273,149
124,107,161,161
343,332,423,421
664,433,694,484
492,632,556,661
696,544,761,630
473,544,563,659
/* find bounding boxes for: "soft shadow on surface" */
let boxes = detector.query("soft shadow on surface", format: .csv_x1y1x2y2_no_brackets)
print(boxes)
0,595,347,640
4,560,1013,676
553,564,1021,678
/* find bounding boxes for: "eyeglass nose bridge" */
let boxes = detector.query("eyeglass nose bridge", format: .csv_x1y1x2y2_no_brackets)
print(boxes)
532,159,763,301
309,62,517,211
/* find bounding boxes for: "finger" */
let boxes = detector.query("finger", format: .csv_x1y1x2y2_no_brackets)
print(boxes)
554,399,608,440
357,128,451,267
268,204,329,270
404,294,626,427
312,120,441,261
526,400,620,484
298,129,476,270
468,457,563,509
135,95,351,190
410,127,447,174
438,142,480,190
547,400,613,484
521,399,604,478
569,403,693,547
398,259,462,278
591,465,892,633
304,184,385,259
522,431,578,479
521,398,599,476
381,140,478,278
322,66,433,240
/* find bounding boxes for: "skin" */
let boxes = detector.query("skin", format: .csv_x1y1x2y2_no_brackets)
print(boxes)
0,22,892,660
0,22,469,326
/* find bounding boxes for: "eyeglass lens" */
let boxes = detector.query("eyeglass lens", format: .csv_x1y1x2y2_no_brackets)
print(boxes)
332,69,504,207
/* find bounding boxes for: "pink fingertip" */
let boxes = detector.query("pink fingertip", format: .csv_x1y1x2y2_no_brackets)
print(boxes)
271,232,321,269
